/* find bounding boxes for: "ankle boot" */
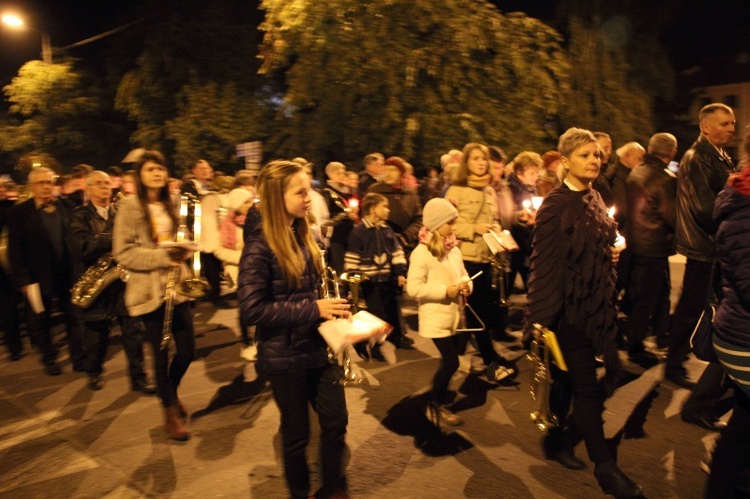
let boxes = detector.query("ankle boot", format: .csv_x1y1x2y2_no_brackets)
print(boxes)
174,396,189,421
543,435,586,470
163,405,190,441
594,460,642,498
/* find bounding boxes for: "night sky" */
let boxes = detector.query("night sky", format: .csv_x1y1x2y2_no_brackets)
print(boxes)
1,1,749,86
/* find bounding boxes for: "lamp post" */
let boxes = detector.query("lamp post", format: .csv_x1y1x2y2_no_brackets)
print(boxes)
2,14,52,63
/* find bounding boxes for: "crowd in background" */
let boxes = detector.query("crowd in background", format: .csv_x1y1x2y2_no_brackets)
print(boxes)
0,101,748,498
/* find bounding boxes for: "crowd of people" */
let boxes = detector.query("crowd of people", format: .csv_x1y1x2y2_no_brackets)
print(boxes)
0,101,748,498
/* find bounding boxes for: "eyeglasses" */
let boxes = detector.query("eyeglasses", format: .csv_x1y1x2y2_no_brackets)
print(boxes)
31,180,55,186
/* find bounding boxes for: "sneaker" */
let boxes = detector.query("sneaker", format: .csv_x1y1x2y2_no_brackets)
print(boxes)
379,342,397,365
438,407,463,426
240,344,257,362
487,361,514,382
425,403,463,430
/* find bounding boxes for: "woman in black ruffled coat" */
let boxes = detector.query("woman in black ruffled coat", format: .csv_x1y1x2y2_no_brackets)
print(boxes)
526,128,642,498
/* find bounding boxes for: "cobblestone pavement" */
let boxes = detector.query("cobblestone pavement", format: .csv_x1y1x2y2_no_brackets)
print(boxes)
0,256,727,498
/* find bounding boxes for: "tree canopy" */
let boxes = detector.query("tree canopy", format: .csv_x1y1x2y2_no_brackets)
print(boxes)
1,60,112,167
260,0,571,169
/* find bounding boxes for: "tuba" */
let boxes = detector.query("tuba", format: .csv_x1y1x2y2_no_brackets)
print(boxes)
526,323,568,431
161,195,207,349
319,249,360,385
176,193,210,298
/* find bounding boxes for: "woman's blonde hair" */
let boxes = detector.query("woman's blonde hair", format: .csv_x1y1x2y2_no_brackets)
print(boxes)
257,160,321,286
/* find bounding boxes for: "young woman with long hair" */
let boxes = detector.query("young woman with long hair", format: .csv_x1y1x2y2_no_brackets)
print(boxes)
113,150,196,441
238,160,350,499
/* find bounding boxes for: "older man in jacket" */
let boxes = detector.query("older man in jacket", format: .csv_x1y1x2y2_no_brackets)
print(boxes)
624,133,677,361
8,167,84,375
666,103,735,401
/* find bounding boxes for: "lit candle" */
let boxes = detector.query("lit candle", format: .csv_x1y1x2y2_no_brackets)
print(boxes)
531,196,543,210
607,207,627,250
522,199,531,210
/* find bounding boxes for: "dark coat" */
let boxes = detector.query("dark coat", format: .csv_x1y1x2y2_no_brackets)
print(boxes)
713,184,750,348
606,161,632,230
365,182,423,252
237,208,329,374
69,203,125,320
625,154,677,258
507,173,536,255
7,198,73,295
323,182,355,247
525,185,618,356
676,135,734,262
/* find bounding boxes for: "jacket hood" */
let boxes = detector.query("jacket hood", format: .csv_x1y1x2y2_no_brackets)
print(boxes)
714,184,750,226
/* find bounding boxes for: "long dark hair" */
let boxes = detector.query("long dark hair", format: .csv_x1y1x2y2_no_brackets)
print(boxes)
133,150,179,241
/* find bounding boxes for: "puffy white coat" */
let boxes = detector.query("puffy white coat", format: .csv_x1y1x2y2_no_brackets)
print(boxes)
406,243,472,338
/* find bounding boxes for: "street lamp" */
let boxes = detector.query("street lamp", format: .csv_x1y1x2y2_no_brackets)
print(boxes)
2,14,52,64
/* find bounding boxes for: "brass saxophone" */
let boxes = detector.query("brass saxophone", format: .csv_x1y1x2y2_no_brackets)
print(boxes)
71,254,129,308
319,249,360,385
526,323,568,431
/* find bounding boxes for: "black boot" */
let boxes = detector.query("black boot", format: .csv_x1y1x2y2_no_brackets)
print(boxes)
543,435,585,470
594,461,643,498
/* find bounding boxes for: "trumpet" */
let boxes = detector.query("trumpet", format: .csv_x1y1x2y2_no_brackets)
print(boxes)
526,323,567,431
319,249,360,385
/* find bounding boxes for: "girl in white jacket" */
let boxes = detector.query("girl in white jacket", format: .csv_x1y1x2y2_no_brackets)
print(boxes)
407,198,472,429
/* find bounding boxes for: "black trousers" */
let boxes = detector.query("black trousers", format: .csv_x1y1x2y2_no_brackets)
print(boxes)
0,269,21,357
549,338,612,464
706,387,750,498
82,315,146,382
456,261,501,366
666,258,712,375
25,283,85,368
200,252,223,303
627,255,671,351
140,302,195,408
268,364,348,499
362,281,402,346
431,335,462,405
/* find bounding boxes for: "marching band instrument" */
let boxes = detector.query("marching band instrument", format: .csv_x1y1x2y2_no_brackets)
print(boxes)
526,323,567,431
319,249,360,385
161,195,204,349
71,254,130,308
176,194,210,299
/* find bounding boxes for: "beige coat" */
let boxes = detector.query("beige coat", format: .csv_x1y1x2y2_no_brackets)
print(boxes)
445,185,497,263
113,196,190,317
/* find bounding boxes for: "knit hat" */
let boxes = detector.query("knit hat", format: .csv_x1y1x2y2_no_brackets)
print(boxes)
227,187,254,211
384,156,407,176
423,198,458,231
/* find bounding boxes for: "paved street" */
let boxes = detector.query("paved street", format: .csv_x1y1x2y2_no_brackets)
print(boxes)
0,256,727,498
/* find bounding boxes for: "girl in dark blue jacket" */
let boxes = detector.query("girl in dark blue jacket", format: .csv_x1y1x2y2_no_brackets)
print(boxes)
238,160,350,499
707,142,750,498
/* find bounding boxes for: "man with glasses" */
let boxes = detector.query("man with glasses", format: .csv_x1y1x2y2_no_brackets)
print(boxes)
8,167,83,375
69,171,155,393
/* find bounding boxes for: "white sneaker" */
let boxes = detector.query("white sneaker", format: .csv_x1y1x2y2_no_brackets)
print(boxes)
240,344,258,362
487,362,514,382
380,342,397,365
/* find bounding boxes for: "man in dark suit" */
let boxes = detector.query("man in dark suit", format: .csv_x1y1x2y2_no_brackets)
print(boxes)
8,167,84,375
69,170,155,393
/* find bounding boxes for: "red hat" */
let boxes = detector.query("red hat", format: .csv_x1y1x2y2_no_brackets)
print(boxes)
384,157,407,176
